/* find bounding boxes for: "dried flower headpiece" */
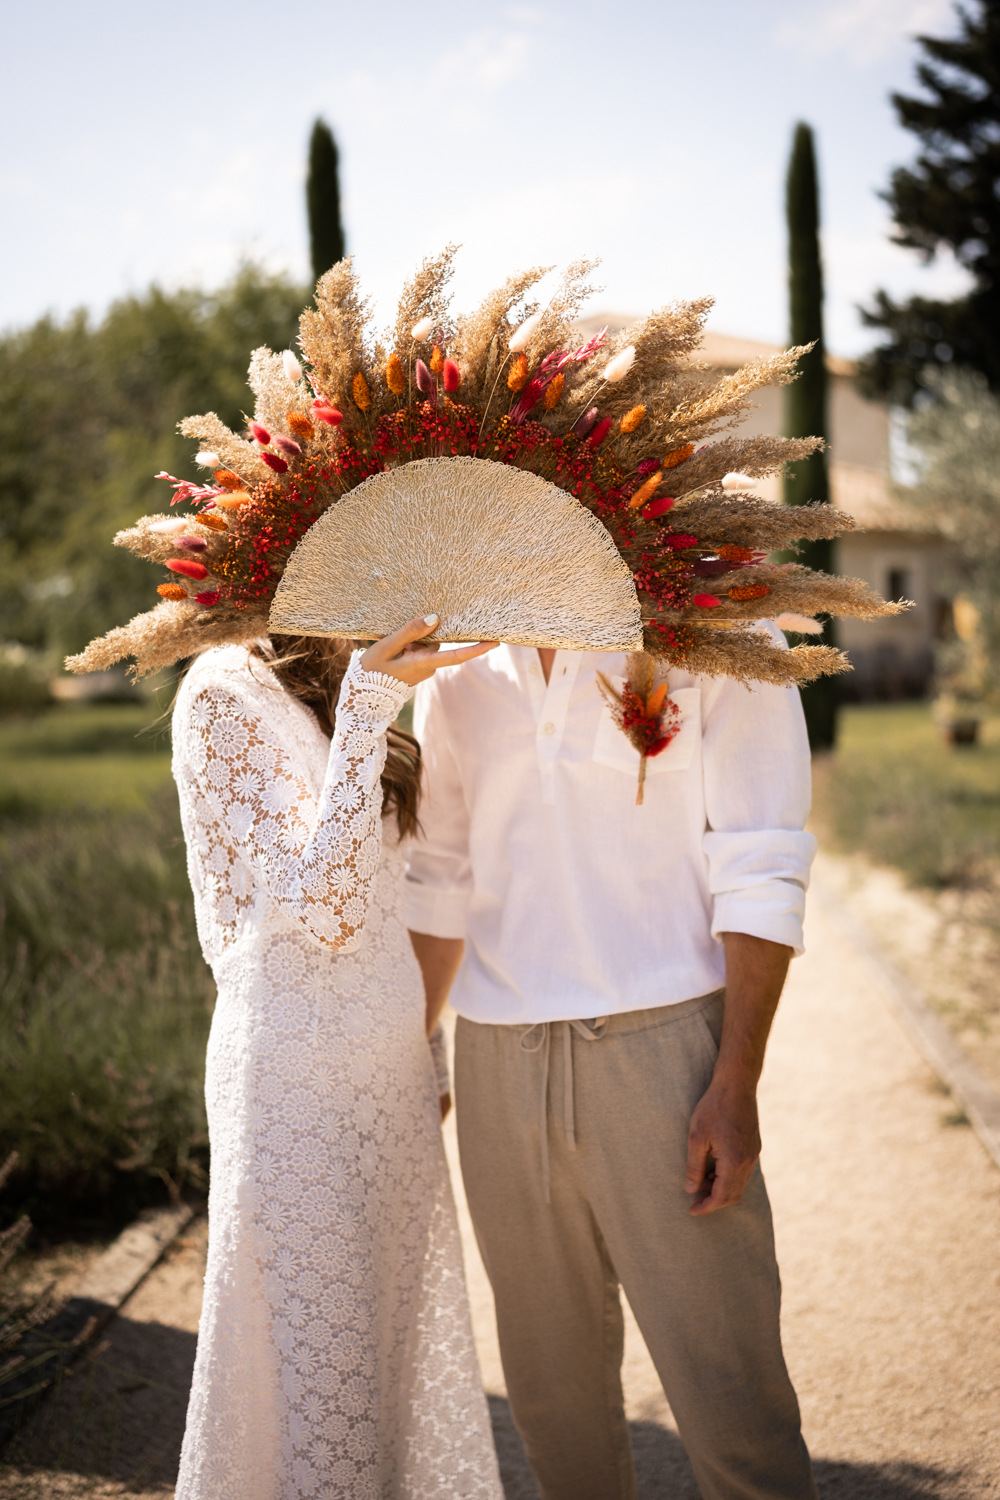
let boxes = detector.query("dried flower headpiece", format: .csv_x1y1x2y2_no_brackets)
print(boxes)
68,248,904,794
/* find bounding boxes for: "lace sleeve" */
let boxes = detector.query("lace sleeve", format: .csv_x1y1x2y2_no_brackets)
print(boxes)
186,651,413,951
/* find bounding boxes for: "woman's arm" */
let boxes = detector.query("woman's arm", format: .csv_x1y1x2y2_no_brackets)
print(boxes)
188,651,413,950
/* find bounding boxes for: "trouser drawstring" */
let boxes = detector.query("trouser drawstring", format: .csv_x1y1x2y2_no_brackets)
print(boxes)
519,1017,609,1203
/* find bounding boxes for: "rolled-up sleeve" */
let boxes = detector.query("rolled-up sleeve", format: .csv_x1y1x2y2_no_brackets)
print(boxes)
405,675,474,939
700,649,816,956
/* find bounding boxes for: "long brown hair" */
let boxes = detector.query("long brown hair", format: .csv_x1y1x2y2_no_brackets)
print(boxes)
251,635,422,838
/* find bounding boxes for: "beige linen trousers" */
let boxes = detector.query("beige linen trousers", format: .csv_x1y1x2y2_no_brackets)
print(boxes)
455,992,817,1500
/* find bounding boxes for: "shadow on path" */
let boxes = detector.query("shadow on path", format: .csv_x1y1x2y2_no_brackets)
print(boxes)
488,1395,971,1500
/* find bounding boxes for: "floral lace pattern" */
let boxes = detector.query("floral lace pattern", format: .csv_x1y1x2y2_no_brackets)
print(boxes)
172,645,502,1500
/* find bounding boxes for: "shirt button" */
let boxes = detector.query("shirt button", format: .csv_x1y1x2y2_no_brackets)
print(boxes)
542,722,556,736
529,663,541,676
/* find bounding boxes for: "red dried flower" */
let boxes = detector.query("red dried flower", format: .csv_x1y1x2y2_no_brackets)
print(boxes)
443,359,461,392
195,591,220,606
312,403,343,426
643,496,674,519
587,417,614,448
260,452,289,474
251,422,271,445
693,593,721,608
166,558,209,581
662,533,698,549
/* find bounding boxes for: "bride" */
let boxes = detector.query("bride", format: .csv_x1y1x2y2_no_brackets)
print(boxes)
172,614,503,1500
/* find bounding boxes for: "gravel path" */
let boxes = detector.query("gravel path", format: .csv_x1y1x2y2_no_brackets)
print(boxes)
3,879,999,1498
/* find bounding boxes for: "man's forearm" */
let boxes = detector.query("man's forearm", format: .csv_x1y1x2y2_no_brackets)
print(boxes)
685,931,792,1216
409,931,465,1035
715,931,791,1084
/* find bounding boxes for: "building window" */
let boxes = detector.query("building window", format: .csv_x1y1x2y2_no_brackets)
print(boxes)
887,568,910,602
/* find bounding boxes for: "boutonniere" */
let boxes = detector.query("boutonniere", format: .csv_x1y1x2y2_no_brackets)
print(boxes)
597,652,682,805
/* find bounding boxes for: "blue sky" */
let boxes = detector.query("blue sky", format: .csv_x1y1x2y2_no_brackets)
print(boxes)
0,0,973,355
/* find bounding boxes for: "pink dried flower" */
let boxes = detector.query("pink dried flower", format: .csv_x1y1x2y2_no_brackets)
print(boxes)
573,408,600,439
175,536,208,552
415,359,435,395
312,402,342,426
273,435,302,458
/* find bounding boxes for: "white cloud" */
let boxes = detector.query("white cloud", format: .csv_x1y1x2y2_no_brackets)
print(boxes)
776,0,956,65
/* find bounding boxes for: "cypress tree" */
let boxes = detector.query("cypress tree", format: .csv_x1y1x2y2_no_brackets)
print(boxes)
307,120,346,285
783,121,838,750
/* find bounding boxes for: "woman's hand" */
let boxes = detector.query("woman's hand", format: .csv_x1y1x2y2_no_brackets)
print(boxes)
360,615,496,687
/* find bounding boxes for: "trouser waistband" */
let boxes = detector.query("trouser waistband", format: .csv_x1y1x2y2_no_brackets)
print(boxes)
517,992,724,1204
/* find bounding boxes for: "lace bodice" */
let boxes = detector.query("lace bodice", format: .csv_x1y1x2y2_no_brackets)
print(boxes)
173,645,413,959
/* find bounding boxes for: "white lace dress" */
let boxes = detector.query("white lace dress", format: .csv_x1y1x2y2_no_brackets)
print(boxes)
171,644,502,1500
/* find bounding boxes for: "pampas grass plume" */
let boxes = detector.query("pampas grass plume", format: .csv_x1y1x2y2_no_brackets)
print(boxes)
411,316,435,341
509,312,542,353
602,345,635,383
282,350,302,382
195,450,221,469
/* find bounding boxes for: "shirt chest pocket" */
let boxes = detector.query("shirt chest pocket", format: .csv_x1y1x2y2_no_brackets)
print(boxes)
591,685,701,777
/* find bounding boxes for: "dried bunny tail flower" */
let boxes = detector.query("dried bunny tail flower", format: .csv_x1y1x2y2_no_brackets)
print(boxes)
385,352,405,395
602,345,636,384
543,372,565,410
721,471,760,490
352,371,371,411
195,450,220,468
411,316,435,341
415,359,435,395
282,350,303,382
179,413,269,486
508,354,529,392
620,405,645,434
442,359,461,392
509,311,543,352
775,612,824,634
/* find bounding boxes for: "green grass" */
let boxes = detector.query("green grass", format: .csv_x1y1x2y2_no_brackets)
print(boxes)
814,702,1000,890
0,699,212,1232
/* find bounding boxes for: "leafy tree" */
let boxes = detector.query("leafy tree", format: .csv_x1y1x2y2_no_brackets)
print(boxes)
307,119,346,284
900,366,1000,698
859,0,1000,402
0,265,306,656
783,121,838,750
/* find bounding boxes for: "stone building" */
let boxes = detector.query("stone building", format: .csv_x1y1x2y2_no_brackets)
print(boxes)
578,317,945,699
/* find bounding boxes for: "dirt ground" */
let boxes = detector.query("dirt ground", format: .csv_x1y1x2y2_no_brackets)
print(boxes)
2,877,999,1498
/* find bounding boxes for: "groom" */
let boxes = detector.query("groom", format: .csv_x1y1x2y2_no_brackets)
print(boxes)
406,640,818,1500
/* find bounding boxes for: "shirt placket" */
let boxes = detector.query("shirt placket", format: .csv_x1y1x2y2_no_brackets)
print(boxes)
527,652,582,805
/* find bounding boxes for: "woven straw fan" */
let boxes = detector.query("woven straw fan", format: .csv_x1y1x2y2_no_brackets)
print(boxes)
269,456,644,650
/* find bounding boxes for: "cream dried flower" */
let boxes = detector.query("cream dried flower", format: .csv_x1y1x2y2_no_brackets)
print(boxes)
602,345,636,383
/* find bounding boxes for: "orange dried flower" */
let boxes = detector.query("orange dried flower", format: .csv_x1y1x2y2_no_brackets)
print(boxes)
645,682,668,717
352,372,371,411
508,354,529,392
214,491,252,509
728,584,772,601
716,544,755,562
286,411,315,441
663,443,695,469
386,353,405,395
194,512,228,531
213,469,243,491
429,345,444,376
157,583,188,600
628,470,662,511
543,373,565,410
620,405,646,434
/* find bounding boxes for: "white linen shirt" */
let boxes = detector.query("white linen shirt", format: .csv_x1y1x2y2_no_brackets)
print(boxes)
405,640,815,1026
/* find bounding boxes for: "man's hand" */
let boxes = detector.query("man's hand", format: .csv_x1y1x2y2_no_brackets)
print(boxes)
685,932,791,1217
